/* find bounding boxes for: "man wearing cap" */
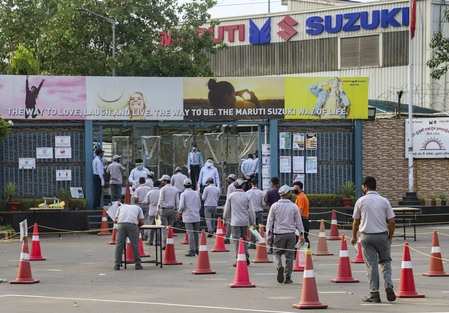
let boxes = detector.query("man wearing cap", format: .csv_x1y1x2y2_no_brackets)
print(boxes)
202,177,221,236
198,158,220,193
223,179,255,264
107,155,125,202
351,176,396,303
144,180,160,245
171,167,188,195
266,185,304,284
128,159,150,188
187,145,204,188
178,178,201,256
158,174,179,247
92,147,105,209
113,201,144,270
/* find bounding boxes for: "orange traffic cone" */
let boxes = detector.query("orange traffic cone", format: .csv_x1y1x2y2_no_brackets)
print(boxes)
293,248,305,272
109,224,117,245
423,231,449,277
314,220,333,256
253,225,271,263
327,210,340,240
331,236,359,283
352,240,364,264
10,238,39,284
124,185,131,204
181,232,189,245
193,230,216,275
163,226,182,265
138,233,150,257
212,218,229,252
30,223,46,261
125,238,135,264
97,209,111,236
398,242,425,298
230,238,255,288
292,249,327,309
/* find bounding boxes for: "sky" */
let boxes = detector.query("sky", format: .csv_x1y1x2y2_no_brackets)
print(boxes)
179,0,378,19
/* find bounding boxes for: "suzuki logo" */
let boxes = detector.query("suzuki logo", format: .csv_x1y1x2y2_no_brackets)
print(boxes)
278,16,298,41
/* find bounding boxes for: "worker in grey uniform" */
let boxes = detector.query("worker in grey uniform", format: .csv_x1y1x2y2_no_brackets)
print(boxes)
157,174,179,247
246,179,265,226
266,185,304,284
113,201,144,270
133,177,152,217
224,174,237,243
171,166,188,196
202,177,221,236
107,155,125,201
178,178,201,257
223,179,255,265
144,180,160,245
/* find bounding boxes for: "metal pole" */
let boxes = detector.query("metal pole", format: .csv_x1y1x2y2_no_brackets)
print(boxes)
407,26,414,193
268,0,271,13
112,23,116,76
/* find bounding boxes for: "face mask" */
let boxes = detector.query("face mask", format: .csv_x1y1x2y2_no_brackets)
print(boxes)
206,161,213,168
192,148,197,152
137,164,144,170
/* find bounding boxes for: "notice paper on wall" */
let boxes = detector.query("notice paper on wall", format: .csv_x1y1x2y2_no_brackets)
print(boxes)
306,156,318,174
293,156,305,173
56,169,72,181
36,147,53,159
306,133,318,150
18,158,36,169
293,133,305,150
55,147,72,159
280,156,291,173
70,187,84,199
279,132,291,150
55,136,71,147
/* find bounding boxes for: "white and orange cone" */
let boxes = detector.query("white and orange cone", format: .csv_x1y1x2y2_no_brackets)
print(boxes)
253,225,271,263
398,242,425,298
351,239,364,264
109,224,117,245
29,223,46,261
327,210,340,240
331,236,359,283
230,238,255,288
10,238,39,284
293,248,305,272
212,218,229,252
163,226,182,265
314,220,333,256
193,230,216,275
98,209,111,236
423,231,449,277
138,232,150,257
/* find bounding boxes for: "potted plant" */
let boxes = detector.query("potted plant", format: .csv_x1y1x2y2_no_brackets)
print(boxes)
435,194,442,207
4,182,19,211
438,193,447,206
424,197,432,207
340,181,355,207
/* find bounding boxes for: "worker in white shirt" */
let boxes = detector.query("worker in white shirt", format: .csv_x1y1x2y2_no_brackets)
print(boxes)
252,150,259,183
145,171,155,188
113,201,144,271
187,145,204,188
223,179,256,265
92,148,105,209
133,177,152,219
266,185,304,284
171,167,188,195
128,159,150,188
240,153,255,180
178,178,201,257
246,179,265,226
198,159,220,193
202,177,221,236
144,180,160,245
225,174,237,243
107,155,125,201
157,175,179,247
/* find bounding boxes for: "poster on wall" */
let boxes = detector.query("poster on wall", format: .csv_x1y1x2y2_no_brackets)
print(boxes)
0,75,86,120
293,133,305,150
55,136,71,147
55,147,72,159
279,132,291,149
36,147,53,159
262,177,271,190
293,156,305,173
406,118,449,158
19,158,36,169
261,143,270,155
56,169,72,181
306,156,318,174
280,156,291,173
306,133,318,150
70,187,84,198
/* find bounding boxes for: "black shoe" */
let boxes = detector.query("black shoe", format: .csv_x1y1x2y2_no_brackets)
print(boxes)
277,267,285,283
207,234,213,238
113,265,120,271
224,239,230,244
284,277,293,284
385,288,396,302
185,253,195,257
362,292,381,303
135,264,143,270
246,258,250,266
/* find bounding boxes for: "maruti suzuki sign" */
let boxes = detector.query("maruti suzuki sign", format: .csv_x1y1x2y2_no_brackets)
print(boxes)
305,7,409,36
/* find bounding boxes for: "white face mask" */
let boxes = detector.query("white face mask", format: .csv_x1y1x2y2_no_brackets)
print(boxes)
206,161,213,168
137,164,144,170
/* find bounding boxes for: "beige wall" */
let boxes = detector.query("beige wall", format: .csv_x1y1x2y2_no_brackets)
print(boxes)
363,118,449,205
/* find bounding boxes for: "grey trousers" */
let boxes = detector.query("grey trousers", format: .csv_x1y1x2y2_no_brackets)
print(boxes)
110,184,122,201
255,211,264,225
204,206,217,233
114,223,141,267
273,233,296,278
360,232,394,292
160,208,177,247
231,226,249,259
185,222,200,254
145,215,156,244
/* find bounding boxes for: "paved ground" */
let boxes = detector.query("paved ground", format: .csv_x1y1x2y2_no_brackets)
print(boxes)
1,226,449,313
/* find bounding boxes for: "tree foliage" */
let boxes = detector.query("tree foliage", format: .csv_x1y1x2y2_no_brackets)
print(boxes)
0,0,218,76
428,10,449,80
0,118,11,142
7,44,39,75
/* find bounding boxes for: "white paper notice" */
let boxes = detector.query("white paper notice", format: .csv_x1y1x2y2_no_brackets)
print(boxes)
262,178,271,190
306,156,318,174
262,165,270,177
262,156,270,166
18,158,36,169
55,147,72,159
261,144,270,155
70,187,84,199
55,136,71,147
56,169,72,181
36,147,53,159
280,156,291,173
293,156,304,173
293,133,305,150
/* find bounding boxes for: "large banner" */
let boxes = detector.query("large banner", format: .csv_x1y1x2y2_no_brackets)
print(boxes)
406,118,449,158
0,75,368,121
0,75,86,120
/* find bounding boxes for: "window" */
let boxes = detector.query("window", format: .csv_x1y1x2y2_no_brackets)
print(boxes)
340,35,380,68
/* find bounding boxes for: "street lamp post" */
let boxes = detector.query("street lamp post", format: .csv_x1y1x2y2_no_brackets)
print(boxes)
80,8,118,76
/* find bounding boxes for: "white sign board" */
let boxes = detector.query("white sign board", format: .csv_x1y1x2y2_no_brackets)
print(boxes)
55,147,72,159
56,169,72,181
36,147,53,159
18,158,36,169
19,219,28,241
55,136,71,147
70,187,84,199
406,118,449,158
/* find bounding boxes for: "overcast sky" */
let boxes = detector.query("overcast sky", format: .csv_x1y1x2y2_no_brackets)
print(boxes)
179,0,378,19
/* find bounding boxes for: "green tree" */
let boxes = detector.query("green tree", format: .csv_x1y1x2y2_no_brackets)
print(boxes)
428,10,449,79
7,44,40,74
0,118,11,142
0,0,217,76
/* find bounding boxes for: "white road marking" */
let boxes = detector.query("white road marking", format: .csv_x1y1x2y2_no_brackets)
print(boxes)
319,291,352,295
97,273,106,276
267,296,294,300
254,273,276,276
46,269,62,272
0,295,297,313
360,303,392,306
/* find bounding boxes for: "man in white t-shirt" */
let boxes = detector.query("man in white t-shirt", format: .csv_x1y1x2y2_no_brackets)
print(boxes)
351,176,396,304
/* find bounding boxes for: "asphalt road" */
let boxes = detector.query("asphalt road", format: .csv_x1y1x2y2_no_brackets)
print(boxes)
1,226,449,313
